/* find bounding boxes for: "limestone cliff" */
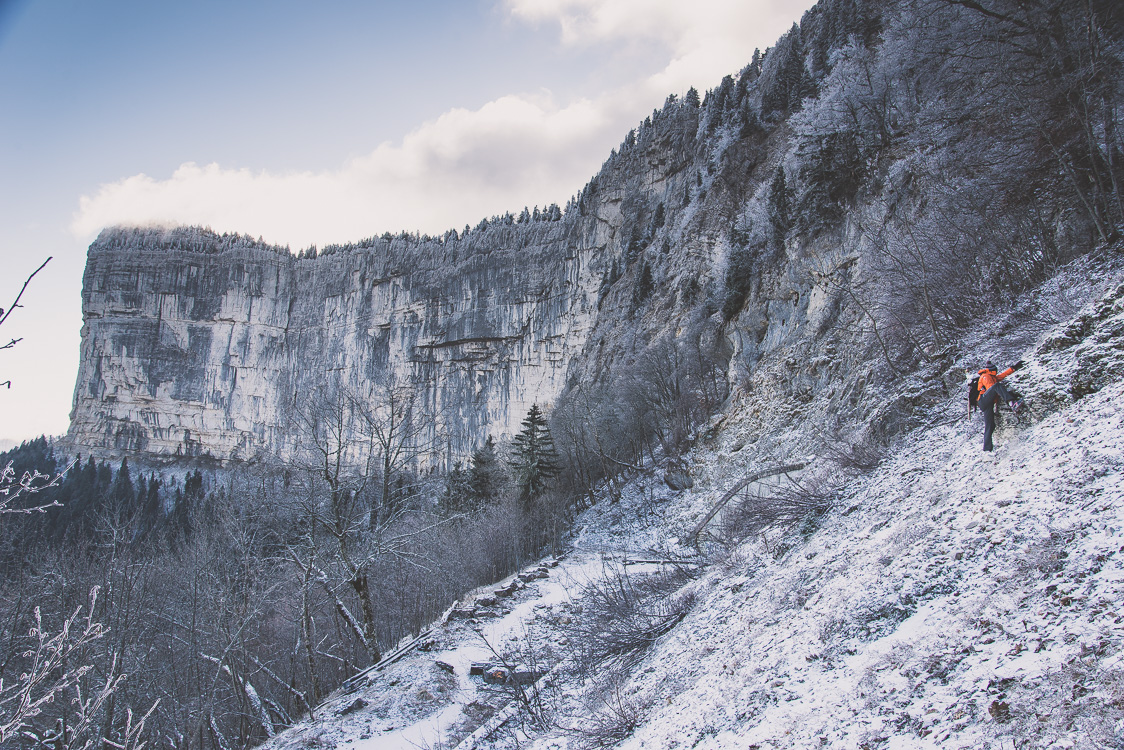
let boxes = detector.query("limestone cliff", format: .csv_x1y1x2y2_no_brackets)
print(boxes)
67,228,579,463
65,104,707,465
68,0,1108,470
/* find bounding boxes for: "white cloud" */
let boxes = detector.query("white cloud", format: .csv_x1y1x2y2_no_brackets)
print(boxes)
72,92,624,249
506,0,806,91
72,0,812,249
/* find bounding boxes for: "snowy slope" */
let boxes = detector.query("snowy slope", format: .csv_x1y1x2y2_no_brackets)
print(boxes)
262,273,1124,750
593,381,1124,750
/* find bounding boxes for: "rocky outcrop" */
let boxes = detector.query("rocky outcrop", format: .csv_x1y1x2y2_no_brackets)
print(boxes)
65,105,708,465
67,225,592,464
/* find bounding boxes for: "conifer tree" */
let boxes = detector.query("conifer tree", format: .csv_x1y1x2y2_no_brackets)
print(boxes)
633,260,654,311
142,474,162,530
468,436,503,507
112,457,135,513
509,405,560,510
439,462,472,516
768,165,791,246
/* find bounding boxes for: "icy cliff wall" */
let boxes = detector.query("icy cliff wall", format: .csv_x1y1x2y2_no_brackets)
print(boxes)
65,105,704,464
67,225,594,463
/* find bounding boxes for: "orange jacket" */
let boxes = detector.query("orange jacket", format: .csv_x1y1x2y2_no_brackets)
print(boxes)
977,367,1014,397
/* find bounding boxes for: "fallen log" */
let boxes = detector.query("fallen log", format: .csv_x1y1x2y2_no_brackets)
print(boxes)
685,463,807,544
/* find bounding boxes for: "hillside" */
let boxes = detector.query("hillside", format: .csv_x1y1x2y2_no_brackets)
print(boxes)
7,0,1118,747
67,0,1123,474
255,255,1124,749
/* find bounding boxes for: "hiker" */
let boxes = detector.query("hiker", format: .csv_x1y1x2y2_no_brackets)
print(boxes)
972,360,1023,452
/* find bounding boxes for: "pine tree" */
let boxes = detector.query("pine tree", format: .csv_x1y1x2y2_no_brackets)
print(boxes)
439,462,472,516
112,457,135,514
768,165,791,247
509,405,560,510
171,485,191,541
632,260,654,311
142,474,162,529
468,436,503,507
626,225,644,266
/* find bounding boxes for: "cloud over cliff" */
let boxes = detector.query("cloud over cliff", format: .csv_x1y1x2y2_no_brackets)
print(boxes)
72,92,620,249
71,0,810,249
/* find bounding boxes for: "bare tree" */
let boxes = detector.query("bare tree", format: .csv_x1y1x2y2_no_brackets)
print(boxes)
1,257,50,390
351,377,431,531
286,378,442,667
289,382,385,663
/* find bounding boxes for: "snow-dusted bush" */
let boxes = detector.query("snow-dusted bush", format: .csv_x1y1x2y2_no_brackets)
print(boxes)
569,673,651,749
560,563,696,677
715,465,842,546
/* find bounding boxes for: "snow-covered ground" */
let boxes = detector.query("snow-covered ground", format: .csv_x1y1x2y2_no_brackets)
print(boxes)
263,274,1124,750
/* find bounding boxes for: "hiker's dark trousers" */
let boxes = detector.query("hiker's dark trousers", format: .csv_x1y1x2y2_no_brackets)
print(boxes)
979,382,1012,452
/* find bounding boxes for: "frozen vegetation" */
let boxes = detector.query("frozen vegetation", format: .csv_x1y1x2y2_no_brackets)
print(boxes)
1,0,1122,747
258,259,1124,749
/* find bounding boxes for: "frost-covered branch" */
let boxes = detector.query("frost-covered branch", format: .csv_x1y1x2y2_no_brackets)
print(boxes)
0,587,124,746
0,257,51,388
0,459,74,515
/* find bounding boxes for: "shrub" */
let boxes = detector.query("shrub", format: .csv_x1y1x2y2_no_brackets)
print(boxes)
570,671,651,748
561,563,696,676
714,466,842,546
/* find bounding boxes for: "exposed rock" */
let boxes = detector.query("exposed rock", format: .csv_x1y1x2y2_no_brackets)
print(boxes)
517,567,549,583
481,665,538,686
988,700,1011,723
494,581,521,598
64,100,708,467
664,469,694,492
65,224,610,466
336,698,368,716
447,606,476,621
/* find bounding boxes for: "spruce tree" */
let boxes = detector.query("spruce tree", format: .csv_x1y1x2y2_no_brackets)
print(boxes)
142,474,162,529
509,405,560,510
112,457,135,514
468,436,503,507
439,462,472,516
632,260,654,311
768,165,791,247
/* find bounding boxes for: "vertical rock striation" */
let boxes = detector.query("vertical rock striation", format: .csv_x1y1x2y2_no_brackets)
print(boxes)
65,101,718,467
67,224,602,464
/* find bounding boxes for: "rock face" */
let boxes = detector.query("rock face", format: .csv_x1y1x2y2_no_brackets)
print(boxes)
66,104,706,465
68,224,599,464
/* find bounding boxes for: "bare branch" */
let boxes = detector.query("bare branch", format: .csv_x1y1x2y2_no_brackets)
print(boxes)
0,257,50,332
0,459,75,515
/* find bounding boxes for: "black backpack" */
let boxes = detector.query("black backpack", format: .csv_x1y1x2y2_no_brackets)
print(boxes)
968,375,980,414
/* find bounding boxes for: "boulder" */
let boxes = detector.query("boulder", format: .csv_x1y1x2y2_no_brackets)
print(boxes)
448,605,477,620
494,581,520,597
337,698,368,716
664,470,694,491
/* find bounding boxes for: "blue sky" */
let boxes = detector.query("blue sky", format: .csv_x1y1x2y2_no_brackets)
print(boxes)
0,0,814,443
